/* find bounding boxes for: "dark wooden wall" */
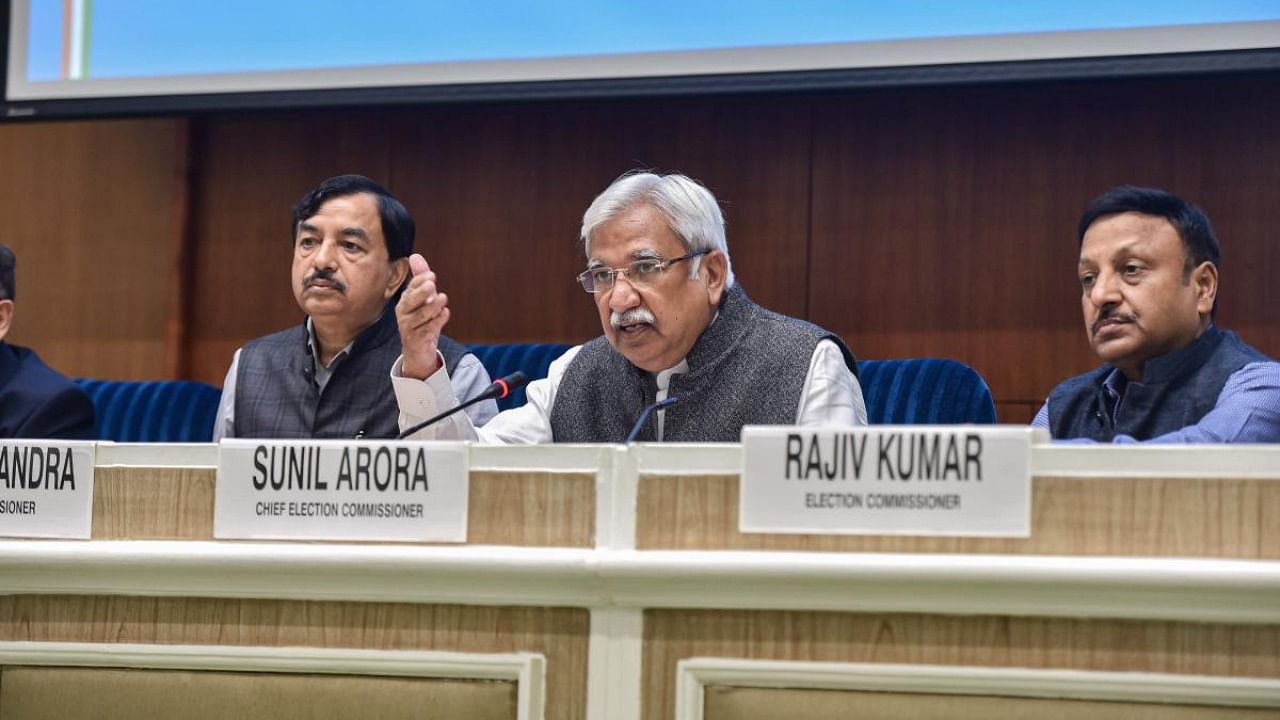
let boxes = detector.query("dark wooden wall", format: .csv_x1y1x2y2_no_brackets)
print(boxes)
3,72,1277,421
0,119,188,380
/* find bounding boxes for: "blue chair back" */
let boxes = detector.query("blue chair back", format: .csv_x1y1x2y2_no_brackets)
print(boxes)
464,346,997,423
74,379,222,442
858,358,996,424
467,343,573,411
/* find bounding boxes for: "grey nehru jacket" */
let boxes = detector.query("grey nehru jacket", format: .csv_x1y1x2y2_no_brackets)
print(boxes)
234,305,469,439
1048,325,1271,441
549,284,856,443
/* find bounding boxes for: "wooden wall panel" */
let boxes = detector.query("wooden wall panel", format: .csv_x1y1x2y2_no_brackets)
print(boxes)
809,74,1280,420
383,96,814,348
0,118,186,380
4,72,1276,417
184,111,397,384
183,97,813,385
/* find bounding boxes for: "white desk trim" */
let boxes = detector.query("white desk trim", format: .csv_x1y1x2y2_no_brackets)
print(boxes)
2,541,1277,624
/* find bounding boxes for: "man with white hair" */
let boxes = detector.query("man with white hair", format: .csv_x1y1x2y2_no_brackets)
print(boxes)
393,171,866,442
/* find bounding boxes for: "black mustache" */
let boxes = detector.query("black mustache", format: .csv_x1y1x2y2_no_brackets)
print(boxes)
1092,308,1137,335
304,270,346,293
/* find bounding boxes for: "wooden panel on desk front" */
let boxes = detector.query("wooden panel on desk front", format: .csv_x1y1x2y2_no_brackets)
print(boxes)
1,667,514,720
468,471,594,547
92,468,594,547
0,596,587,720
705,686,1280,720
636,474,1280,558
642,609,1280,720
92,467,216,540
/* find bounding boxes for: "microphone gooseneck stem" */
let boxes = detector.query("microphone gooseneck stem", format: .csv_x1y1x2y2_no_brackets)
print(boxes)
625,396,679,443
397,371,529,440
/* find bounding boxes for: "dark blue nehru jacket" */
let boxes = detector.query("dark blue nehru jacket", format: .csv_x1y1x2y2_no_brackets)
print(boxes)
1047,326,1271,441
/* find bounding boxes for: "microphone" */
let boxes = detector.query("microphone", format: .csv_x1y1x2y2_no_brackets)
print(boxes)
397,371,528,439
625,396,679,443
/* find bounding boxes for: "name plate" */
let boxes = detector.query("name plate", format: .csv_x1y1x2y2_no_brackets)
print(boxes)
214,440,469,542
740,426,1033,537
0,441,95,539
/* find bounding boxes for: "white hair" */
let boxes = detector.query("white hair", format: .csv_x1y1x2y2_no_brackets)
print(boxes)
580,171,735,287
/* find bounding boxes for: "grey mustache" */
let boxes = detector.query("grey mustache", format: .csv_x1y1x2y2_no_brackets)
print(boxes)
611,307,655,328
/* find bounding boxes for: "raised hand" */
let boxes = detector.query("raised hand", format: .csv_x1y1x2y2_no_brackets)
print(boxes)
396,253,451,379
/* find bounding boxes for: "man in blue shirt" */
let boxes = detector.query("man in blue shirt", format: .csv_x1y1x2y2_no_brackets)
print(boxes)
1033,186,1280,443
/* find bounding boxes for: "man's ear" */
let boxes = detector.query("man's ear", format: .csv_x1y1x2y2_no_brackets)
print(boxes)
701,251,728,305
1191,261,1219,318
0,299,14,343
386,257,411,299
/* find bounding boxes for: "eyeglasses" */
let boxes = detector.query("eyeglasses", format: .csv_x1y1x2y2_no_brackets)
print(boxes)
576,250,710,293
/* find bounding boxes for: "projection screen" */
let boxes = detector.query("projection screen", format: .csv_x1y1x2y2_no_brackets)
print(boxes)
4,0,1279,119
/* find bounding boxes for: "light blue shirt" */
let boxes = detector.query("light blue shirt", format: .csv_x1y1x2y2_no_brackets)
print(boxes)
1032,361,1280,443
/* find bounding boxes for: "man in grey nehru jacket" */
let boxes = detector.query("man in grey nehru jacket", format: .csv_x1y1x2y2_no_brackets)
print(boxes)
394,170,867,443
214,175,495,440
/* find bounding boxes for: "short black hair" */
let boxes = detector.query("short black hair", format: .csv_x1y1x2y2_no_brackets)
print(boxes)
1077,185,1221,273
291,175,415,260
0,244,14,301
